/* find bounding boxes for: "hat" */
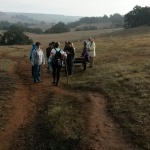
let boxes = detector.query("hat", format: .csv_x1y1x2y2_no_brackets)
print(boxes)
36,42,41,45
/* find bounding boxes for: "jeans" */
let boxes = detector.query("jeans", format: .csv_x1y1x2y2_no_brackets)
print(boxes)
34,64,41,82
47,57,52,72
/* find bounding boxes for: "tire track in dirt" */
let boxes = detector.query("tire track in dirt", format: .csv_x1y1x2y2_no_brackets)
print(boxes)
0,50,135,150
0,60,37,150
82,93,134,150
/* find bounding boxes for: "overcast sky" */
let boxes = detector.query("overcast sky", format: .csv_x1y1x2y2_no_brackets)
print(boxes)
0,0,150,16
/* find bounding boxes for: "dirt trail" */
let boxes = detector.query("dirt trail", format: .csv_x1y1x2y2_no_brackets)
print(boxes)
0,50,134,150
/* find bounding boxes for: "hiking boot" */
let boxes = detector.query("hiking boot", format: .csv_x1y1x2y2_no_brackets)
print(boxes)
55,82,59,86
34,80,39,83
52,81,56,84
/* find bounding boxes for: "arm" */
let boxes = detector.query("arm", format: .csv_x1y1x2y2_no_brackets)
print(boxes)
31,50,35,65
42,50,45,65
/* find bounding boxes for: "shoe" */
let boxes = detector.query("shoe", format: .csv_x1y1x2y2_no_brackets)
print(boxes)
34,80,39,83
55,82,59,86
38,80,42,82
52,81,56,84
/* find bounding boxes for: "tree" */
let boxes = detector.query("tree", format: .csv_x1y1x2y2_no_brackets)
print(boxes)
45,22,70,33
124,6,150,28
109,13,124,27
0,25,33,45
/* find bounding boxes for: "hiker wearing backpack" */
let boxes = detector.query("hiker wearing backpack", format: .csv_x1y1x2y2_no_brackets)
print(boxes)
50,42,67,86
66,42,75,76
81,41,89,71
46,43,53,73
31,42,45,83
87,38,96,67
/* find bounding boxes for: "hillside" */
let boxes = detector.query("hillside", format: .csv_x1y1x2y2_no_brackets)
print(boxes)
3,12,82,23
0,26,150,150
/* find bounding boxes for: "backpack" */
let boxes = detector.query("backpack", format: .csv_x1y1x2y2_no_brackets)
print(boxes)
52,49,62,66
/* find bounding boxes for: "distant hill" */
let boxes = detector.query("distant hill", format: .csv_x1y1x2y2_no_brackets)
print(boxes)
3,12,82,23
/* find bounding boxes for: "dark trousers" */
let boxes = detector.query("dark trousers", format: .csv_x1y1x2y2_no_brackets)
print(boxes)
52,65,61,83
32,66,34,77
34,65,41,82
83,60,87,71
67,61,73,75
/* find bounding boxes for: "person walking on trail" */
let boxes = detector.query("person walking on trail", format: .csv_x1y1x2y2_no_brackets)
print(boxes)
46,43,53,73
31,42,45,83
81,41,89,71
30,43,36,77
50,42,67,86
66,42,75,76
87,37,96,67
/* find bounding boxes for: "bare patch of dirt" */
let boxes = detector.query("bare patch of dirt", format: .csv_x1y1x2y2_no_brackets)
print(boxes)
0,50,135,150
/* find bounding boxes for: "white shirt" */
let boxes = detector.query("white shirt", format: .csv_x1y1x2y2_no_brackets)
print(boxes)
31,48,45,65
87,41,96,57
50,48,67,58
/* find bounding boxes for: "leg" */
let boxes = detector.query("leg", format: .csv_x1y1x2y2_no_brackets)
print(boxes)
32,65,34,77
83,59,86,71
38,65,41,81
47,62,50,73
52,65,56,83
70,61,74,75
34,64,38,82
49,58,53,72
89,57,94,67
56,66,61,85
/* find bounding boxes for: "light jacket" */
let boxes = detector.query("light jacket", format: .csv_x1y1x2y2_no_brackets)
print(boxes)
31,48,45,65
87,41,96,57
30,44,36,60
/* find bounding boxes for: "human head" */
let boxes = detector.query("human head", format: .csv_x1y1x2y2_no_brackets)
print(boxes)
65,41,69,46
84,40,87,46
89,37,93,42
49,42,53,48
68,41,72,47
51,41,55,48
55,42,60,48
35,42,41,48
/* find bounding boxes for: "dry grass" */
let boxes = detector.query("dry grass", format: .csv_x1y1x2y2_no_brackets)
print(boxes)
1,26,150,149
0,58,14,130
26,28,122,46
64,26,150,149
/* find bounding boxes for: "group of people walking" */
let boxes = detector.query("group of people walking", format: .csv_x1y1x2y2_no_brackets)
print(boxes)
30,37,96,86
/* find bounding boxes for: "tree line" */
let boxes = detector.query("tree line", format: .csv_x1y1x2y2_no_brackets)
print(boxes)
124,5,150,28
1,6,150,45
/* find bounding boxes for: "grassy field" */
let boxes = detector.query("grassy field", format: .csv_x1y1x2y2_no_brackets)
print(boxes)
26,28,122,46
0,48,15,130
61,26,150,149
0,26,150,149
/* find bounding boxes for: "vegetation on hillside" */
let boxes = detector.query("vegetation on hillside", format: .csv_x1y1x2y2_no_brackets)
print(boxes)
67,13,124,28
0,21,43,34
124,6,150,28
0,24,33,45
75,25,97,31
45,22,70,34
